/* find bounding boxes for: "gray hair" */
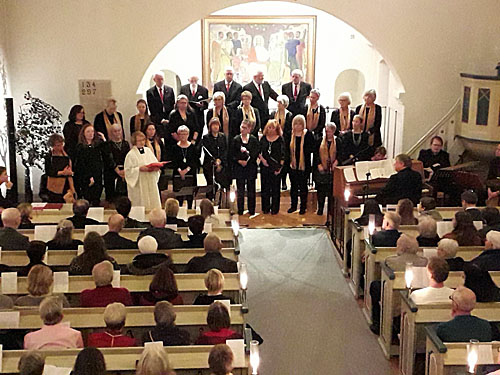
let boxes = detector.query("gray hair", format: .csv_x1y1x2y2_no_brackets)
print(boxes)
338,92,352,104
291,69,303,77
104,302,127,329
149,208,166,227
213,91,226,102
177,125,190,134
276,95,289,108
325,122,337,133
437,239,459,259
364,89,377,99
418,216,437,238
224,66,234,73
152,71,164,79
310,88,321,97
396,234,420,255
39,296,63,325
92,260,114,287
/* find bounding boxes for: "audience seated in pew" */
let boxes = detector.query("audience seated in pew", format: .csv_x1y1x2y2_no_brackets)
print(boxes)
194,269,236,305
200,198,221,228
15,265,70,307
19,240,51,277
0,207,30,250
480,207,500,239
139,263,183,306
128,236,175,275
195,302,243,345
66,199,99,229
410,257,453,304
17,203,34,229
186,234,238,274
18,351,45,375
416,215,440,247
418,196,443,221
463,262,500,302
437,238,464,271
397,198,418,225
115,196,148,229
24,296,84,349
209,344,235,375
436,286,493,342
46,219,83,250
442,211,483,246
471,230,500,271
87,302,137,347
69,232,119,275
369,234,427,334
461,190,484,223
183,215,208,249
142,301,190,346
136,342,174,375
80,260,132,307
0,293,13,308
371,212,401,247
354,199,384,227
138,208,183,249
165,198,188,227
103,213,138,250
72,347,106,375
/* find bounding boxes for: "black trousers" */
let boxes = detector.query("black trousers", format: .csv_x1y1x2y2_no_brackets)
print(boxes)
261,166,281,214
203,165,229,201
280,164,289,187
317,182,332,213
81,181,103,207
289,169,308,210
369,280,382,326
104,170,127,203
236,177,256,215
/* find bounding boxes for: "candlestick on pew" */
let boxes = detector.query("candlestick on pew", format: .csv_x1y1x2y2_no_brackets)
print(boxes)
344,189,351,206
368,214,375,243
229,188,236,216
405,262,413,293
239,263,249,313
467,339,479,374
250,340,260,375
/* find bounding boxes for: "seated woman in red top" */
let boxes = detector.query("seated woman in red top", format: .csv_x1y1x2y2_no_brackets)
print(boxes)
195,301,242,345
80,260,132,307
87,302,136,347
139,263,183,306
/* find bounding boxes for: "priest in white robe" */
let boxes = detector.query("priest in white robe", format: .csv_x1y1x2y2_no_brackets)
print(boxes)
124,131,162,210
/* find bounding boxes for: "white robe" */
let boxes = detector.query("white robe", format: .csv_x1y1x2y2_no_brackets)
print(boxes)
124,147,161,210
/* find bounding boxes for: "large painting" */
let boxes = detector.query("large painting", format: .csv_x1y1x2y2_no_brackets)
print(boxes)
202,16,316,93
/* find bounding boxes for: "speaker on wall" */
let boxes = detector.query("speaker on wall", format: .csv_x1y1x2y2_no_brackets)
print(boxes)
5,97,18,203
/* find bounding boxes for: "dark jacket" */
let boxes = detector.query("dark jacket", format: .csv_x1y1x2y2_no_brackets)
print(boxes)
339,131,370,164
62,120,89,159
185,252,238,274
102,231,137,250
376,167,423,205
127,253,175,275
69,254,119,275
471,249,500,271
232,134,260,180
142,324,190,346
371,229,401,248
417,235,441,247
46,239,83,250
355,103,382,147
93,111,124,141
166,216,188,227
123,217,148,229
182,233,208,249
281,81,312,117
465,208,484,223
242,81,278,126
146,85,175,132
418,149,451,170
446,257,465,271
67,214,100,229
19,261,51,277
0,227,30,250
231,106,261,137
193,293,235,305
330,108,355,135
213,80,243,110
137,227,183,249
180,83,209,129
436,315,492,342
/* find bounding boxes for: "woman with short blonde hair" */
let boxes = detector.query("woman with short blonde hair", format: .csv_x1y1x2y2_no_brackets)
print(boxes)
233,90,260,138
87,302,137,347
136,341,174,375
193,269,236,305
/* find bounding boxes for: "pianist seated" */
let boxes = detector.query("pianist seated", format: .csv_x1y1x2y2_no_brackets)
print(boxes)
339,115,370,165
417,135,450,180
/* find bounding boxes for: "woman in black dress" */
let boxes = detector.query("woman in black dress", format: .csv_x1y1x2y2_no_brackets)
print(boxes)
314,123,338,216
304,88,326,147
355,89,382,148
172,125,198,209
73,124,107,206
44,133,76,203
167,95,199,158
129,99,151,138
63,105,89,160
232,120,259,215
330,92,355,136
231,90,260,138
201,118,229,200
259,120,285,215
206,92,232,137
270,95,293,190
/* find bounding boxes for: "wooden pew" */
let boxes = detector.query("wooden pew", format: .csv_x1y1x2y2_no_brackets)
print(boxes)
0,346,249,374
400,294,500,375
424,326,500,375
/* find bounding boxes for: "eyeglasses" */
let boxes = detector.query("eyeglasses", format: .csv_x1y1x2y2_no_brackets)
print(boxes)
449,294,455,302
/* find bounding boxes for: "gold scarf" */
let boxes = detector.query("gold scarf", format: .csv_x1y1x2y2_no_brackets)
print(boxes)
146,138,162,161
274,108,286,130
103,110,122,139
359,104,376,145
134,113,150,133
213,106,230,135
241,105,256,129
290,130,306,171
306,105,320,132
339,107,351,132
319,137,336,171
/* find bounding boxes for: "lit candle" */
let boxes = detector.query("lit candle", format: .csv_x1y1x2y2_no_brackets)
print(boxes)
405,262,413,289
250,340,260,375
239,263,248,291
230,190,236,203
368,214,375,236
467,339,479,373
231,219,240,237
344,189,350,202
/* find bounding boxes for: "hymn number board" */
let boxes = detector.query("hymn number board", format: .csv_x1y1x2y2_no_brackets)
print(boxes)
78,80,112,121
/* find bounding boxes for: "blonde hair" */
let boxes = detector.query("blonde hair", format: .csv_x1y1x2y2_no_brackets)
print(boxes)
177,125,190,135
240,90,252,100
92,260,114,287
104,302,127,329
205,269,224,293
165,198,180,217
27,265,53,296
17,202,32,220
200,199,214,219
276,95,289,108
292,114,306,129
213,91,226,103
136,344,173,375
131,131,146,146
263,120,282,137
39,296,63,325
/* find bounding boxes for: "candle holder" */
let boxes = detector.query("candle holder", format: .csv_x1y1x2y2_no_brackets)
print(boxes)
467,339,479,374
229,188,236,216
368,214,375,243
405,262,414,294
250,340,260,375
239,263,249,313
344,189,351,206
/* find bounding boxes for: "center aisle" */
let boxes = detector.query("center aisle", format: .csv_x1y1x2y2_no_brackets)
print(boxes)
239,228,392,374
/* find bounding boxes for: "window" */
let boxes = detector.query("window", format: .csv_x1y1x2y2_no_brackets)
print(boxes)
476,88,490,126
462,86,470,123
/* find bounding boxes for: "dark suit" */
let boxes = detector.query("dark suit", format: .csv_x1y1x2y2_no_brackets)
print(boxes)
93,111,124,141
102,231,137,250
137,227,183,249
185,252,238,273
146,85,175,138
371,229,401,247
180,84,209,131
66,215,99,229
471,249,500,271
330,108,355,135
355,104,382,147
436,315,492,342
242,81,278,129
417,149,451,170
376,167,423,205
281,81,312,117
0,227,30,250
465,208,484,223
213,80,243,110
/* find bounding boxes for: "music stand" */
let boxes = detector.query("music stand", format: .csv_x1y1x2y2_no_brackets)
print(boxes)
174,186,197,204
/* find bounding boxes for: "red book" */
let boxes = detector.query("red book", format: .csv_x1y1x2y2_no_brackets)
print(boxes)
146,161,169,169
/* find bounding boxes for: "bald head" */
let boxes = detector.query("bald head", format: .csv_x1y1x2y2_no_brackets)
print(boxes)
204,234,222,253
1,208,21,229
451,286,476,315
108,214,124,233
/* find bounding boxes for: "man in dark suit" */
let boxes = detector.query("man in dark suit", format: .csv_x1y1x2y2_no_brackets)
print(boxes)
376,154,423,205
372,212,402,247
0,208,29,250
461,190,484,223
66,199,99,229
470,230,500,271
213,67,243,110
137,208,183,249
102,214,137,250
180,76,209,131
93,98,124,141
242,70,278,130
146,72,175,139
185,234,237,273
281,69,311,117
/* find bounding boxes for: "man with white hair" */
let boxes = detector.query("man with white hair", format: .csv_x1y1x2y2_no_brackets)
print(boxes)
146,71,175,138
102,214,137,250
470,230,500,271
437,238,465,271
93,98,124,141
0,207,29,250
103,123,130,203
137,208,183,249
127,235,175,275
242,70,278,128
180,75,209,128
281,69,311,117
213,66,243,110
